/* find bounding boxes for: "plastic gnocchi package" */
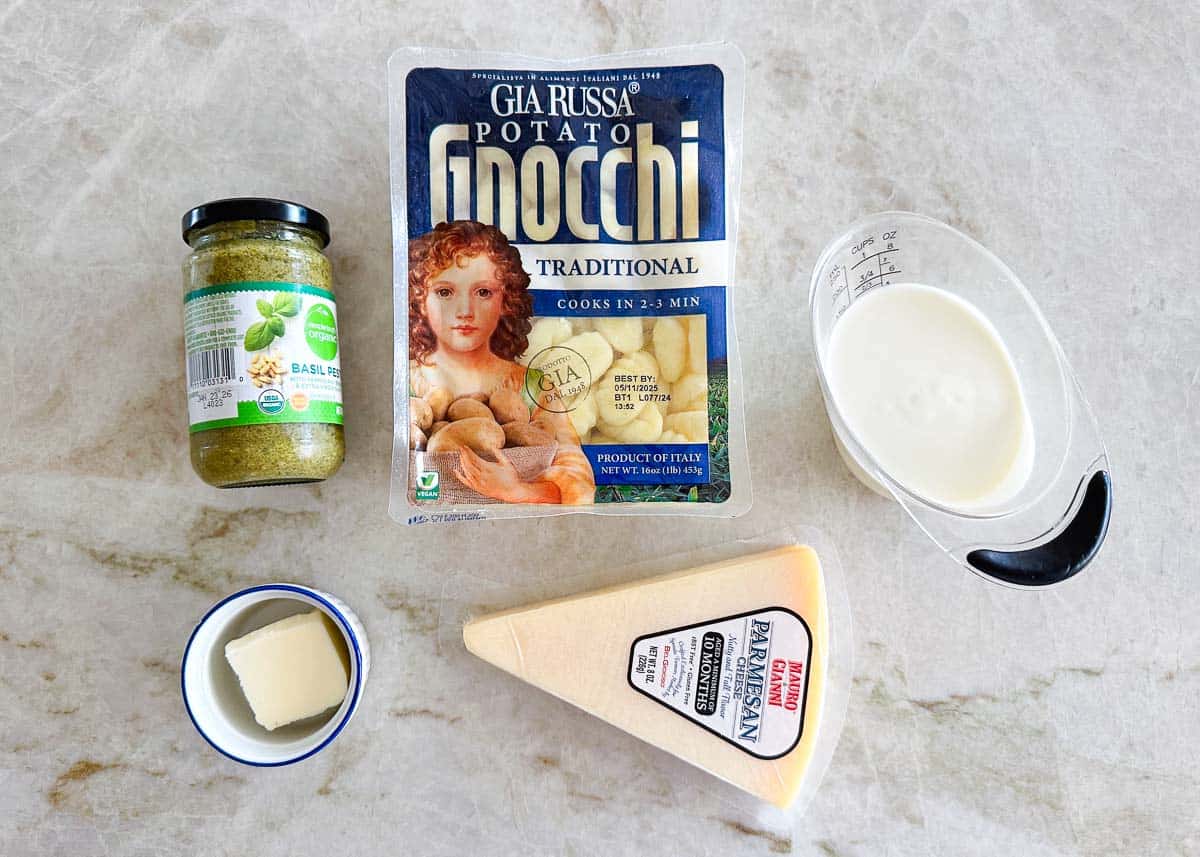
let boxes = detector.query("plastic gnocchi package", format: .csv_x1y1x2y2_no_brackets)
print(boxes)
388,45,750,524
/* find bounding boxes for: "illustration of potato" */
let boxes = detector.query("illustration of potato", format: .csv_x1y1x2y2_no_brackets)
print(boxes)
425,387,453,421
447,397,493,421
532,412,559,434
502,421,554,448
489,389,528,424
425,418,505,456
410,397,434,432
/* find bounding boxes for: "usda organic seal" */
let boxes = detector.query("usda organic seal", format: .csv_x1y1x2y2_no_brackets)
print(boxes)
257,388,286,415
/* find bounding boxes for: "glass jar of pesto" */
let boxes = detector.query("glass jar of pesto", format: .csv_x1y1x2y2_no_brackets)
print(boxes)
181,198,344,487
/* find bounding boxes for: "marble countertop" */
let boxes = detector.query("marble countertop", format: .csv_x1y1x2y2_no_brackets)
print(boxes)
2,3,1197,855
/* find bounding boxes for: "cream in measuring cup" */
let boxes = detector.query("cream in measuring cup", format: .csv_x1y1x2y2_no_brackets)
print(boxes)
825,282,1033,510
810,212,1112,588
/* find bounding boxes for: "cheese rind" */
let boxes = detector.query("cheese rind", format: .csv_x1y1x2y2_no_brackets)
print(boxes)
463,545,828,807
224,610,350,731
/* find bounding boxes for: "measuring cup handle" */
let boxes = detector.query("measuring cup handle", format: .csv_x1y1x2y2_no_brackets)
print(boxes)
966,471,1112,587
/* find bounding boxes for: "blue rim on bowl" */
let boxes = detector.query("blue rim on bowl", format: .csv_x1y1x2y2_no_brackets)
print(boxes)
180,584,364,767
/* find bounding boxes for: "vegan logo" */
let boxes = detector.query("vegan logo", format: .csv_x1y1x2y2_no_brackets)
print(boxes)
415,470,440,501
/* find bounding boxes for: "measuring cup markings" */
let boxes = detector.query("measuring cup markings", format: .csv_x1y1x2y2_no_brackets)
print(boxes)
827,232,904,320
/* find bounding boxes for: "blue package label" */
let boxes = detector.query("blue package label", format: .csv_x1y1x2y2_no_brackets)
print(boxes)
530,286,727,361
397,51,740,509
586,444,709,485
405,65,726,244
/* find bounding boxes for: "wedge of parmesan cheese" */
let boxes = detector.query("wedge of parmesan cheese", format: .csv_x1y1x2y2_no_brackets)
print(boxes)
463,545,828,807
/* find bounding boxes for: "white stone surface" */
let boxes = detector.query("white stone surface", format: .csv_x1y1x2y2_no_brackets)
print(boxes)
1,2,1197,855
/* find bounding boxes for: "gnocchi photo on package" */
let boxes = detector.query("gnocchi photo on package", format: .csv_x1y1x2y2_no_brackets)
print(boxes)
388,46,750,524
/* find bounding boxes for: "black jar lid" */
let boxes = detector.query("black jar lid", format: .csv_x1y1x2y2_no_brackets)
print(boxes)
181,198,331,247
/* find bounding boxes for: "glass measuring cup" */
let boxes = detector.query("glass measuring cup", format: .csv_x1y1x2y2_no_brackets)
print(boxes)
809,212,1111,588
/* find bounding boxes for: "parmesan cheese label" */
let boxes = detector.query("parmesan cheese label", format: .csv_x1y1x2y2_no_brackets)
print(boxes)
627,608,812,760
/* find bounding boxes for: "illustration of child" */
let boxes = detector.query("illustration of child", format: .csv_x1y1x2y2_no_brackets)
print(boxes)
409,220,595,504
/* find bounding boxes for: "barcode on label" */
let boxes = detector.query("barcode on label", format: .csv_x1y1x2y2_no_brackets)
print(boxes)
188,347,236,387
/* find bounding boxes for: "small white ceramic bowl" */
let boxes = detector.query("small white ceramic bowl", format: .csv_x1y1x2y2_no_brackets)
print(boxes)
181,583,370,766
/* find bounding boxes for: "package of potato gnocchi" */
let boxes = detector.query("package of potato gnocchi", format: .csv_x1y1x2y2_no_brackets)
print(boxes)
388,45,749,524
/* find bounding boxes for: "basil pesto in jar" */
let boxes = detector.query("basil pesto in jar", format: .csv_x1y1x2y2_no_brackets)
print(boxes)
181,198,344,487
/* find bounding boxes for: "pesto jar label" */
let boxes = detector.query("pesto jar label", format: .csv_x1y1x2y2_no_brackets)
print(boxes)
184,281,343,432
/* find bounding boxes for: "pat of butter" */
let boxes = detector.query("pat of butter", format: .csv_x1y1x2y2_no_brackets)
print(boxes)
224,610,350,731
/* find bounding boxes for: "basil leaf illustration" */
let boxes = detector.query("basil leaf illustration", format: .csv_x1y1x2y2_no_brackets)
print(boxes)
256,298,275,318
268,316,286,337
244,321,274,351
272,292,301,317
